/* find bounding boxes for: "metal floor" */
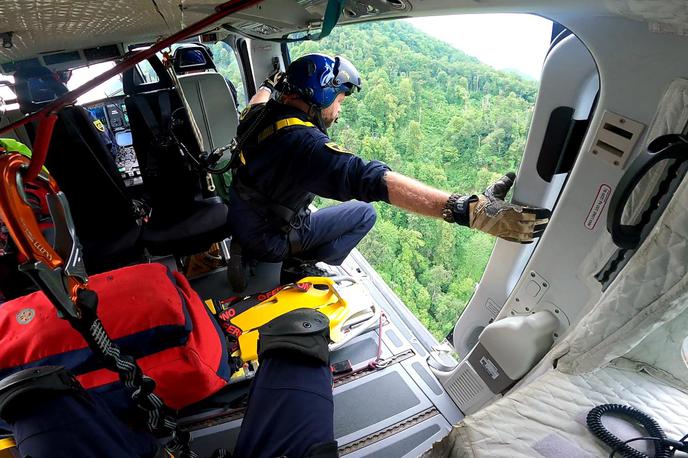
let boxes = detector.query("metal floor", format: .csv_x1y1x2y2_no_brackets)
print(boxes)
186,251,463,457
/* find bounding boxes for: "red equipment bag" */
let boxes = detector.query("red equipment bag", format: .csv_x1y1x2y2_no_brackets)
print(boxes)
0,263,230,410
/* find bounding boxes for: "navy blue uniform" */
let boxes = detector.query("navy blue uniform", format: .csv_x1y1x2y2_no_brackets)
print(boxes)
234,354,335,457
228,101,390,264
4,355,333,457
7,389,159,458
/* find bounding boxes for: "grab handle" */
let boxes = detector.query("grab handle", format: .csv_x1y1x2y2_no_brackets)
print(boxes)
608,134,688,249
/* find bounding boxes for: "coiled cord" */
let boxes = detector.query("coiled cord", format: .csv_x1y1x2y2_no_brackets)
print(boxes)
587,404,688,458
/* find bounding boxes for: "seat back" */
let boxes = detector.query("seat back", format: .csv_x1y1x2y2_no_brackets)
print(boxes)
177,73,239,152
13,64,142,271
43,107,142,269
172,44,239,152
123,57,208,214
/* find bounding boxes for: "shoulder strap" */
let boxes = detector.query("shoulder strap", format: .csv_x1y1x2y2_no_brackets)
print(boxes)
130,96,161,137
60,110,148,222
256,117,316,143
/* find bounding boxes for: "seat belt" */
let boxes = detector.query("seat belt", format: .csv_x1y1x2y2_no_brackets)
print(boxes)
129,95,167,178
59,110,149,223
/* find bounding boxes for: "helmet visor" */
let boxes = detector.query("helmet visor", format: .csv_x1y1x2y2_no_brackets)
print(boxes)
333,56,361,96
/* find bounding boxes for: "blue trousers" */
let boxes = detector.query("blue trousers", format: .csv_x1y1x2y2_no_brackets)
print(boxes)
6,356,334,458
234,354,335,457
8,390,158,458
230,186,376,265
293,200,376,265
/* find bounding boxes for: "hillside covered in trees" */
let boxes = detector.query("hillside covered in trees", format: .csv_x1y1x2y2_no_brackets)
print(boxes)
215,20,540,340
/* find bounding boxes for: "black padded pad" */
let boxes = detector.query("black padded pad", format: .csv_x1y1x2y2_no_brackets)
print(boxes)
142,199,229,255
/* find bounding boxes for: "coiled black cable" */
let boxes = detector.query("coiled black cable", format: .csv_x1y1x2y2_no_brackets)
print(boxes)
587,404,672,458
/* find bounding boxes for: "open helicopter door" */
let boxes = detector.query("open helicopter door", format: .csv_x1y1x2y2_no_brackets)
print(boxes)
446,29,600,363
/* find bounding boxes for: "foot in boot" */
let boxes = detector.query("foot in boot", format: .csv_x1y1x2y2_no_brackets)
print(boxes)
280,260,332,284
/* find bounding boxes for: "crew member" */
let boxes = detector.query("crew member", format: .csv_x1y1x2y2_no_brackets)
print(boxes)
228,53,550,282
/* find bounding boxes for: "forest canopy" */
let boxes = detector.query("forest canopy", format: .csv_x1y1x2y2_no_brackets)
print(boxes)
213,19,540,340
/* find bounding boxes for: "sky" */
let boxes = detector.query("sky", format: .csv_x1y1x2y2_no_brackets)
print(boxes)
406,14,553,80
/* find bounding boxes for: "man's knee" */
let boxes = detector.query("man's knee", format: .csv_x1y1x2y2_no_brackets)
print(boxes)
357,202,377,230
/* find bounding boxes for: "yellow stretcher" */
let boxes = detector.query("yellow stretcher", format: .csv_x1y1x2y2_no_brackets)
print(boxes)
228,276,381,367
0,437,18,458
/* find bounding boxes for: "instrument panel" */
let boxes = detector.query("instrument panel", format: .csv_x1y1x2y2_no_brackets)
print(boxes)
85,97,142,187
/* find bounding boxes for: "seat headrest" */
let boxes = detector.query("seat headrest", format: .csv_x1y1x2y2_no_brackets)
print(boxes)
172,45,217,74
13,64,69,114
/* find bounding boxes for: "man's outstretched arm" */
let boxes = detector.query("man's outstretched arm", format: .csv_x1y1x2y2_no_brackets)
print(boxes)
385,171,449,218
384,171,551,244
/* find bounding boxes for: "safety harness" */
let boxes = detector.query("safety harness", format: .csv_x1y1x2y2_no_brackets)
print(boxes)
230,103,319,242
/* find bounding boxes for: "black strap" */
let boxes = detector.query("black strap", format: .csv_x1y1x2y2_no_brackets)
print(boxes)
234,179,297,230
130,96,166,178
72,289,195,457
158,91,171,132
288,229,303,254
59,110,145,221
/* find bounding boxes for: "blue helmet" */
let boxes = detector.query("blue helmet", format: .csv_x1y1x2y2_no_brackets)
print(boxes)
285,53,361,108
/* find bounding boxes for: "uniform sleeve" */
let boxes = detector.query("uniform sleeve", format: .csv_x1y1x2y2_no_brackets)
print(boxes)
297,130,391,203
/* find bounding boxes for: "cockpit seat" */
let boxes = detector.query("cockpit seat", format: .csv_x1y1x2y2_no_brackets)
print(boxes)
123,58,232,256
172,44,239,153
13,64,143,272
142,196,229,255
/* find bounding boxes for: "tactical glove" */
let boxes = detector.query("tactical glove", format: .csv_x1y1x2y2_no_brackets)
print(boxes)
260,69,284,93
445,172,551,243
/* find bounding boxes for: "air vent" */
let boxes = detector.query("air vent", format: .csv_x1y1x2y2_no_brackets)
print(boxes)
83,44,121,62
591,111,645,168
43,50,80,65
234,21,282,36
444,361,494,414
343,0,410,18
1,58,40,73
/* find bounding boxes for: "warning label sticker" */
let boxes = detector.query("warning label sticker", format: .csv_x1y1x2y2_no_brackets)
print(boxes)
480,356,500,380
585,184,612,230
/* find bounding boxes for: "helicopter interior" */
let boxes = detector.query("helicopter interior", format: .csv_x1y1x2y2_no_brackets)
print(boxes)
1,0,688,456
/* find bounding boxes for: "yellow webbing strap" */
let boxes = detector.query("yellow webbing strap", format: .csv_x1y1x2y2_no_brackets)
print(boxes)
240,117,316,166
256,117,315,143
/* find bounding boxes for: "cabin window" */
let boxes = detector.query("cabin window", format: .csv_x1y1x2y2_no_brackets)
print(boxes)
208,42,247,111
68,62,123,104
136,60,159,84
0,75,18,112
287,15,551,340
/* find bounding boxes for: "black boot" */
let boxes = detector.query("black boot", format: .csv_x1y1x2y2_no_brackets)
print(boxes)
280,258,331,284
227,239,249,293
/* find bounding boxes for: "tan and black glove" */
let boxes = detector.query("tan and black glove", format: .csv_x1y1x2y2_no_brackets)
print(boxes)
444,172,551,243
260,69,284,93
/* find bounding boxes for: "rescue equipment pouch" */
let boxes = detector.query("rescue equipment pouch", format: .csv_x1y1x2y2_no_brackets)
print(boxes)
0,263,230,411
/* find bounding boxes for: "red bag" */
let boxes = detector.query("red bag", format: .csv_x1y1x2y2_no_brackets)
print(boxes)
0,263,229,410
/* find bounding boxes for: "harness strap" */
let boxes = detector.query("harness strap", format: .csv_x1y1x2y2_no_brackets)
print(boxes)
130,95,169,178
233,113,317,232
256,117,315,143
60,110,148,222
234,179,305,231
237,116,315,166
